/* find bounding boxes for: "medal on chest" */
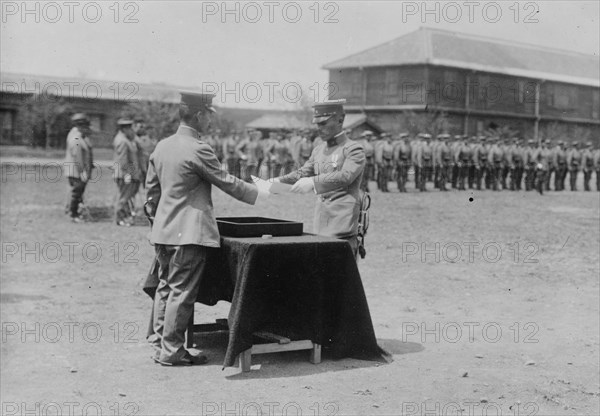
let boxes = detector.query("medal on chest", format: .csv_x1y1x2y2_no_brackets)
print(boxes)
331,154,339,169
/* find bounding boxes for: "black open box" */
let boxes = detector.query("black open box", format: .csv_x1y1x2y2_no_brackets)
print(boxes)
216,217,303,238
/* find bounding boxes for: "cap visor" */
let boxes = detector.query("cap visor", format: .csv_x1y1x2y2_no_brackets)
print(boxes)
312,115,332,124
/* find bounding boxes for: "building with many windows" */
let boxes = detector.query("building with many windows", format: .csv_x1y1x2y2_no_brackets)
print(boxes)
324,27,600,141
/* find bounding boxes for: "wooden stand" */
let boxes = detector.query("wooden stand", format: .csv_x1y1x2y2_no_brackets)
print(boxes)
186,316,321,372
238,331,321,372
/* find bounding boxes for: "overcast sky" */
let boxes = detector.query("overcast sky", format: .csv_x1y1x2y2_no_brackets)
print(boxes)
1,1,599,108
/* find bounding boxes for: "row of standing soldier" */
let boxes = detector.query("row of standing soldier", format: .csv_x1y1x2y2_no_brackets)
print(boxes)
205,129,600,194
356,132,600,194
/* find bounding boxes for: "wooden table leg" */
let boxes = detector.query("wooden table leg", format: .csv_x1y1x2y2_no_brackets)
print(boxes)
310,343,321,364
239,349,252,372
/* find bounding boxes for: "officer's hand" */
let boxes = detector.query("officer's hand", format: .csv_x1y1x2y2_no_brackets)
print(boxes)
124,173,132,184
290,177,314,194
80,171,88,183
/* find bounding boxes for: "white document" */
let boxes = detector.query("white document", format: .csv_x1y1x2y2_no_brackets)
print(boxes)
251,176,293,194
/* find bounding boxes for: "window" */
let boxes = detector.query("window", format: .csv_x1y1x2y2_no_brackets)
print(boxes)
592,90,599,119
444,70,459,85
385,69,399,95
551,84,577,110
0,110,15,143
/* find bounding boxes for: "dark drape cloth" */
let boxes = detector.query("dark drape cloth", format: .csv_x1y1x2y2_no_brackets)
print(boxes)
143,234,389,367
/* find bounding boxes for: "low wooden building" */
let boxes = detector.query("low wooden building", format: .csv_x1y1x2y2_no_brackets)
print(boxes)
323,28,600,142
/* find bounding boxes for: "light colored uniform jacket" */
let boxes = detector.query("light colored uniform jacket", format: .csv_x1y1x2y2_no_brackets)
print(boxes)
146,125,258,247
279,131,365,239
64,127,93,178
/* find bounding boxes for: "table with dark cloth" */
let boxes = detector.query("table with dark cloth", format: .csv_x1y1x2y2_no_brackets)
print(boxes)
143,233,388,368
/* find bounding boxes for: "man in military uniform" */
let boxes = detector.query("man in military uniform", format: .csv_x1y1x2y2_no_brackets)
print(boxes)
415,133,434,192
431,134,441,188
65,113,94,222
552,141,568,191
393,133,411,192
434,134,452,191
357,131,375,192
236,129,263,182
456,136,473,191
298,130,314,167
223,131,240,178
271,132,294,177
544,140,555,191
472,136,488,191
507,138,524,191
113,118,142,226
567,141,582,191
581,142,595,191
523,140,536,191
146,92,269,366
378,133,394,192
533,140,551,195
487,137,504,191
276,99,365,258
450,135,462,188
133,116,157,213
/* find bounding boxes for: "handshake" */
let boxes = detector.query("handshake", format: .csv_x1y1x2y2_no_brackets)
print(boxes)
252,175,315,205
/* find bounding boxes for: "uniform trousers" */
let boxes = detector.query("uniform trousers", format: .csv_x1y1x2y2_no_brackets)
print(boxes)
68,177,87,218
152,244,214,363
114,178,138,222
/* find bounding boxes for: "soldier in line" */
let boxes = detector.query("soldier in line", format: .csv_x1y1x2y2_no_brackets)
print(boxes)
533,140,551,195
236,129,264,182
508,138,525,191
456,136,473,191
357,131,375,192
113,118,141,226
223,131,240,178
434,134,452,191
523,140,536,191
581,142,595,191
450,135,462,189
393,133,411,193
65,113,94,223
552,141,567,191
377,133,394,192
415,133,434,192
487,137,504,191
259,132,278,178
271,132,294,177
430,134,441,189
567,141,582,191
544,140,555,191
499,138,511,190
372,133,385,190
472,136,488,191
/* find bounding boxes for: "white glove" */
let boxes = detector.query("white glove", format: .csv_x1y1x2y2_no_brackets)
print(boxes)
252,175,271,206
80,171,88,183
290,177,314,194
124,173,132,184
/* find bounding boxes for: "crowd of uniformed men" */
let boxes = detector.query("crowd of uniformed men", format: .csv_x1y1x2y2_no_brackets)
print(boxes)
200,128,600,196
65,114,600,224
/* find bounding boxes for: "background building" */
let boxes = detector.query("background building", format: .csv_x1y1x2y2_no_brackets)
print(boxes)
324,27,600,142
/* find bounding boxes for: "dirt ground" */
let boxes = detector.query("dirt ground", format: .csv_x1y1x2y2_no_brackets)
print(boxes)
1,159,599,416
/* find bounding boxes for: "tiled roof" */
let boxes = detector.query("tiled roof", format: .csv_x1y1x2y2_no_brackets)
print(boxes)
324,28,599,87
